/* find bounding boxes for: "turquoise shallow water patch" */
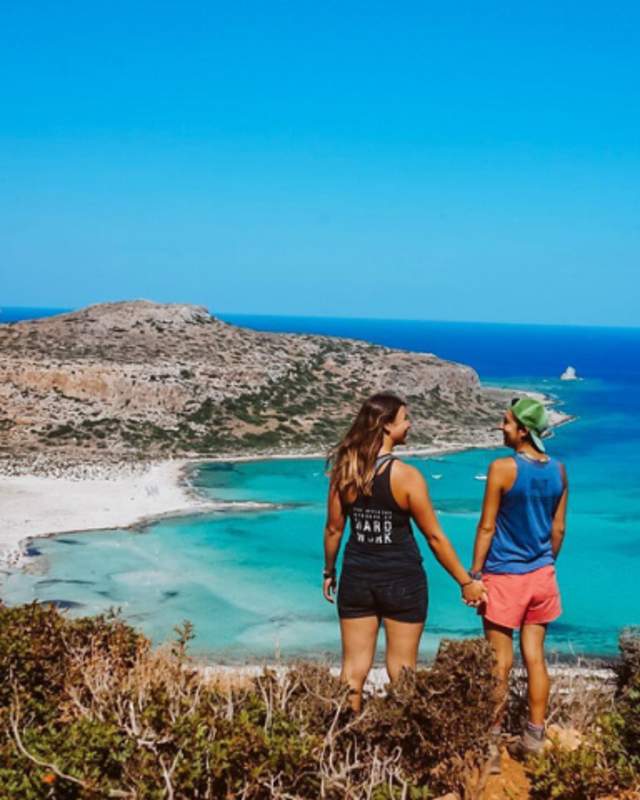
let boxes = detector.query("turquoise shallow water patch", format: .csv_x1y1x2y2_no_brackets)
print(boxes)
2,314,639,661
4,382,639,660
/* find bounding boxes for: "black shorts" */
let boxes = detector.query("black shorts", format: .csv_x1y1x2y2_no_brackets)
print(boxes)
337,570,428,623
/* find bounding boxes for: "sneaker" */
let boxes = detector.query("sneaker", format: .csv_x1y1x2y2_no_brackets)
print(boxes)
522,725,545,755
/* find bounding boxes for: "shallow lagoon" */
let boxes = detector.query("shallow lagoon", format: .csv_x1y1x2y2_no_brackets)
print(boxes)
4,379,639,660
3,313,640,661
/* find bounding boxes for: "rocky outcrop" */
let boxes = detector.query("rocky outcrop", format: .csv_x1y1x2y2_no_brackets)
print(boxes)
0,301,510,464
560,366,579,381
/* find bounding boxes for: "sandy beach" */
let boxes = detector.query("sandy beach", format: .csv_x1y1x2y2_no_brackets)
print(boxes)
0,460,216,568
0,398,573,571
0,440,493,568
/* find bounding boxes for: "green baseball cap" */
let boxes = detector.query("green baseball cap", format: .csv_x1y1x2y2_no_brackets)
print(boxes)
510,396,549,452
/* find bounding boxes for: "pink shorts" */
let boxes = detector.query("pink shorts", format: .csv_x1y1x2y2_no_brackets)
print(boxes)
479,564,561,630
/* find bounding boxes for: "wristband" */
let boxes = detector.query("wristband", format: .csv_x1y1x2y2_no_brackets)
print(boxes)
323,568,336,579
468,570,483,581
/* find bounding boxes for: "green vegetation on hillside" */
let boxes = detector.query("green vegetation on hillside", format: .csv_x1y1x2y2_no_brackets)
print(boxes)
1,605,639,799
0,604,495,798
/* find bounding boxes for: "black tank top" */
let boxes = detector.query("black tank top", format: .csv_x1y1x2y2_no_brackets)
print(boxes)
342,455,423,577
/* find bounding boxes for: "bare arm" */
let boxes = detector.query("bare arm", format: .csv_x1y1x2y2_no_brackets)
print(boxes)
471,460,513,573
402,465,486,603
322,481,346,603
551,464,569,559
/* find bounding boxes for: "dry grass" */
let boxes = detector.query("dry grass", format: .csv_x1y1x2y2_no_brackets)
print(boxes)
2,605,638,800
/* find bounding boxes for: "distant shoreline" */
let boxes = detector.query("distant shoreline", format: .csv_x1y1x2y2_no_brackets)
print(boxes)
0,438,488,570
2,402,613,666
0,377,572,578
0,408,573,572
195,661,617,688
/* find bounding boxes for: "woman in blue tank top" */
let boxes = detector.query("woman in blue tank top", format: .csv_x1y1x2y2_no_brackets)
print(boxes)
322,392,486,711
471,396,568,767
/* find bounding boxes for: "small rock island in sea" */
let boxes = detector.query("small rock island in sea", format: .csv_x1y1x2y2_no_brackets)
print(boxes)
560,365,580,381
0,300,521,468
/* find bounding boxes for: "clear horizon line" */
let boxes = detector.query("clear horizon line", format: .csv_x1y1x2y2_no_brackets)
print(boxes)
1,303,639,332
216,310,640,332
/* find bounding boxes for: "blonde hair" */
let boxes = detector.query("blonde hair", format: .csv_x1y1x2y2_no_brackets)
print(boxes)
327,392,405,505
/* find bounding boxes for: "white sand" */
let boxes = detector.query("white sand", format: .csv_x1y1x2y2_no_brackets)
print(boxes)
0,460,216,566
1,448,466,569
0,391,573,570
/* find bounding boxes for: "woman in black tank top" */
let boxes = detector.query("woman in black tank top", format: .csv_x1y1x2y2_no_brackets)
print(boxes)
323,392,486,711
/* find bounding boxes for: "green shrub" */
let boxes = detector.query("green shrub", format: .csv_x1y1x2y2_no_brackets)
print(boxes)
359,638,498,796
0,603,144,716
0,606,499,798
617,628,640,758
528,713,638,800
527,630,640,800
3,603,638,799
45,423,75,439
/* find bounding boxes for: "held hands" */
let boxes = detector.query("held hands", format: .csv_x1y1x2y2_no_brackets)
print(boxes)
322,568,486,607
461,579,487,607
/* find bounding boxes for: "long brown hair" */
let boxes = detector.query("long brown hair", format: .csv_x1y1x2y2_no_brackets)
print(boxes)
327,392,406,504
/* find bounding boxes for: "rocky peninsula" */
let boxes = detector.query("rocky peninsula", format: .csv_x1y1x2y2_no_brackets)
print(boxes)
0,301,567,565
0,300,518,467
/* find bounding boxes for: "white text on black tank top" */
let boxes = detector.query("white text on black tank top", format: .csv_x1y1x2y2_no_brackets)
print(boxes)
352,507,393,545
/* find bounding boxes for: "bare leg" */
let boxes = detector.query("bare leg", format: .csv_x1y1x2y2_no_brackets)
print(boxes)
339,616,379,712
520,623,549,727
383,618,424,682
483,619,514,727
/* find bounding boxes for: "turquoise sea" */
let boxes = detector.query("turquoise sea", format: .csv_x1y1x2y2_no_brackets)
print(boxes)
2,308,639,660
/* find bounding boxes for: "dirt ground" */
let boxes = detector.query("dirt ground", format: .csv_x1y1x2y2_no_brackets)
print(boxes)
482,750,530,799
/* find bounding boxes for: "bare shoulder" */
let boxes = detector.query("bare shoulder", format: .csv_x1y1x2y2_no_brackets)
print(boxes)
490,456,516,471
390,461,428,508
389,459,424,510
391,459,423,483
488,456,517,485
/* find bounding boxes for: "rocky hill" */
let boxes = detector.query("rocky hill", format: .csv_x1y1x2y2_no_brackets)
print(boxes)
0,301,511,465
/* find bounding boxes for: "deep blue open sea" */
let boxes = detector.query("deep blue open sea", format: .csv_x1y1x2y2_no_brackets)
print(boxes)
2,307,639,660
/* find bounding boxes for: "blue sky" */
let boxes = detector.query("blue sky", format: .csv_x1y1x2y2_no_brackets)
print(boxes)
1,2,639,325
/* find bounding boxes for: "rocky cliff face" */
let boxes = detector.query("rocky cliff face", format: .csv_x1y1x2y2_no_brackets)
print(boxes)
0,301,508,464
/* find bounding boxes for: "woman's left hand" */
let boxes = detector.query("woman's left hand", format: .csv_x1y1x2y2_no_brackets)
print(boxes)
323,576,337,603
462,579,487,607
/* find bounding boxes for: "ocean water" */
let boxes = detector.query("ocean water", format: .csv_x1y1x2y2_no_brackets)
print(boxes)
2,308,640,660
0,306,71,324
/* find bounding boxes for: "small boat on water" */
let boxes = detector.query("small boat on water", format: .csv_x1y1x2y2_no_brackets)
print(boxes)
431,474,443,480
474,474,487,481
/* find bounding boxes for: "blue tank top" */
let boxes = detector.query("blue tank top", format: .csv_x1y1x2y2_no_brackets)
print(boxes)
483,453,565,575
